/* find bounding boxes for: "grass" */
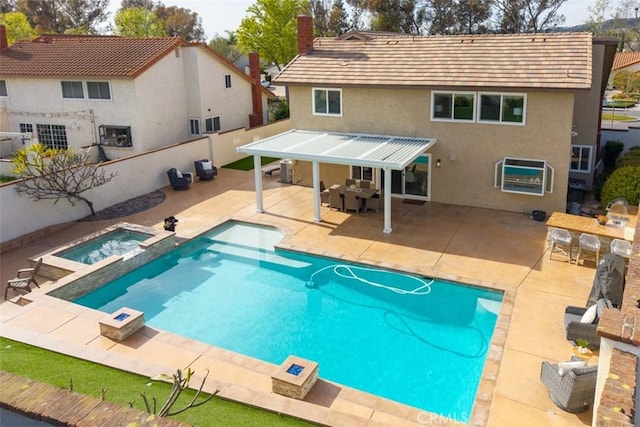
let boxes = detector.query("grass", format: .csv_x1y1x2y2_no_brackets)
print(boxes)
601,113,637,122
0,337,311,426
222,156,281,171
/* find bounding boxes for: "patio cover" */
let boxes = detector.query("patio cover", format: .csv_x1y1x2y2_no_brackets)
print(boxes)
237,129,437,233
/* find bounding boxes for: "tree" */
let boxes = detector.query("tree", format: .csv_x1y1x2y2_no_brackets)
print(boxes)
114,7,166,37
208,31,243,64
237,0,308,71
494,0,567,33
0,0,17,13
11,144,118,217
120,0,155,9
154,4,205,41
453,0,492,34
309,0,331,36
0,11,36,43
328,0,351,35
427,0,456,34
15,0,109,34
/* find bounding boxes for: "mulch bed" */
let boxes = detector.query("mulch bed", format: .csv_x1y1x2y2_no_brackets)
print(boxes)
81,190,166,221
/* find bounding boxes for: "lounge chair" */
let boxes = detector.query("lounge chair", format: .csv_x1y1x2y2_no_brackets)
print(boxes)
167,168,193,190
5,258,42,299
540,360,597,413
193,159,217,181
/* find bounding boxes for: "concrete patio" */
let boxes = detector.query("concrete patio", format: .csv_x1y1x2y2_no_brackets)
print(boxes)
1,168,601,426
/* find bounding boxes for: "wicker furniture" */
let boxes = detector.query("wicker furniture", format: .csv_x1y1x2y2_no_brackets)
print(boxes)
167,168,193,190
540,361,597,413
193,159,216,181
564,306,601,349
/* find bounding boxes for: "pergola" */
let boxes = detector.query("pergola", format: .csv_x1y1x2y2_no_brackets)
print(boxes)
237,129,437,233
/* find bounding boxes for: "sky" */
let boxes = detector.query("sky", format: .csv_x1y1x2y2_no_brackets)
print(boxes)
106,0,597,41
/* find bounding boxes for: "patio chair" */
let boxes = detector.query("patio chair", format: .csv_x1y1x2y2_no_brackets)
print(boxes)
359,180,371,189
329,187,343,211
576,233,601,266
344,190,364,213
5,258,42,299
345,178,356,187
564,305,603,349
549,228,573,263
319,181,330,206
540,360,597,413
167,168,193,190
365,193,381,213
193,159,217,181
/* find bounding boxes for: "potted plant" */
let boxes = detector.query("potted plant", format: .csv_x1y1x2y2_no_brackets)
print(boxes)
576,338,590,354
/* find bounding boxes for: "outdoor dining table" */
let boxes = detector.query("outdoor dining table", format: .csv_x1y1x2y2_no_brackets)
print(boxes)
546,211,637,243
329,184,379,212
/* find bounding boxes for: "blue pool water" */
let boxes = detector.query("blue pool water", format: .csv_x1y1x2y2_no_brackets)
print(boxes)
58,229,151,265
74,221,502,422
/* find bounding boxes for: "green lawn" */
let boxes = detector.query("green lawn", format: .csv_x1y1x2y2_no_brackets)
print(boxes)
222,156,281,171
0,337,311,426
601,113,637,122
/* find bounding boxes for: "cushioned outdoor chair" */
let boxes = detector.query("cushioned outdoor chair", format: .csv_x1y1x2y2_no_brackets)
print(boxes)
329,186,343,211
564,305,603,349
365,193,381,213
5,258,42,299
319,181,330,206
540,361,597,413
167,168,193,190
194,159,217,181
344,190,364,213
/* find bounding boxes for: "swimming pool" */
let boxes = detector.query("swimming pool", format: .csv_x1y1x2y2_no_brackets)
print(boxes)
74,221,502,422
57,229,152,265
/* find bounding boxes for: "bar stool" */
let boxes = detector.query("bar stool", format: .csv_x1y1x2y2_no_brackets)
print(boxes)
549,228,573,263
576,233,601,266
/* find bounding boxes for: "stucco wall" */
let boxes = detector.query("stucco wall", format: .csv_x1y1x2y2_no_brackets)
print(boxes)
288,85,574,214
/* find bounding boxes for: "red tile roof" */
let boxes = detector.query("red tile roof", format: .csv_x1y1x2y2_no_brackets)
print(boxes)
274,32,594,90
0,34,184,77
612,51,640,70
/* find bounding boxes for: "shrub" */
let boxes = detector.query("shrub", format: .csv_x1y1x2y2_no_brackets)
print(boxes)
603,140,624,170
600,166,640,207
617,150,640,168
592,173,608,201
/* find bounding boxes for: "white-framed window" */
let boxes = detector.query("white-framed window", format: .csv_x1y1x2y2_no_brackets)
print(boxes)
99,125,132,147
313,88,342,116
494,157,554,196
87,81,111,100
0,80,7,97
351,165,374,182
61,81,111,100
570,145,592,173
36,124,68,149
479,93,526,124
225,74,232,88
61,81,84,99
205,116,221,132
431,92,475,121
189,118,200,136
20,123,33,134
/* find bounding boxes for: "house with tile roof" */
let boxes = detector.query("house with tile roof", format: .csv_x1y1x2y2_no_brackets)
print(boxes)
266,17,617,216
609,51,640,89
0,25,271,158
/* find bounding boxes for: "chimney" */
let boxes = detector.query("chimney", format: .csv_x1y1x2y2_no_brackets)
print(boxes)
248,52,264,128
297,15,314,55
0,25,8,50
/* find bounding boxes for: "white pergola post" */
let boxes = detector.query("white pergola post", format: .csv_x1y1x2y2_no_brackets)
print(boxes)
383,167,392,233
312,161,321,222
253,155,264,213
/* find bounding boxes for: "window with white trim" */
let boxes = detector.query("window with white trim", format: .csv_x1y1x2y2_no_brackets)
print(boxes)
225,74,232,88
61,81,84,99
313,88,342,116
36,124,68,149
205,116,221,132
87,81,111,100
20,123,33,134
0,80,7,97
479,93,525,124
432,92,475,121
351,165,374,182
570,145,592,173
494,157,554,196
99,125,132,147
189,118,200,136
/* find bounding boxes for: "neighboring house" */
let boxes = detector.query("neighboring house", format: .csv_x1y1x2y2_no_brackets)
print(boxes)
256,17,616,217
608,51,640,89
0,25,271,158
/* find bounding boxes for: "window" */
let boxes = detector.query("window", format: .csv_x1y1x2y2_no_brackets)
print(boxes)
479,93,525,124
87,82,111,100
36,124,68,149
20,123,33,134
570,145,592,173
0,80,7,97
351,165,374,182
61,81,84,99
99,125,132,147
189,118,200,136
205,116,221,132
432,92,475,121
494,157,554,196
225,74,232,88
313,88,342,116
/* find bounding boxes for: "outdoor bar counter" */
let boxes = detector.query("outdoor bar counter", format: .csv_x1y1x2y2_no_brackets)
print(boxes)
546,211,637,242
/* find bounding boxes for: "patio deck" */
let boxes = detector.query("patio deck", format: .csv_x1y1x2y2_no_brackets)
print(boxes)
1,168,600,426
